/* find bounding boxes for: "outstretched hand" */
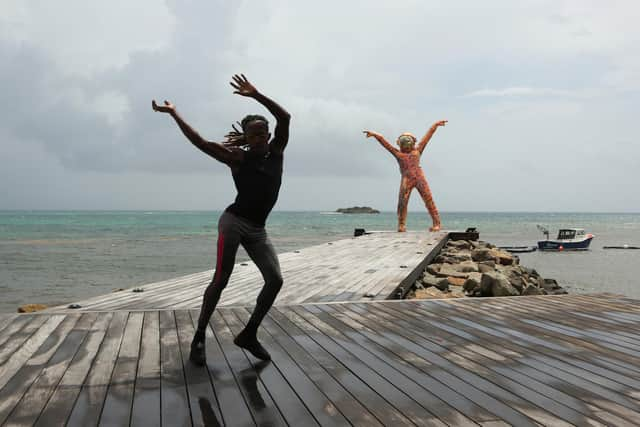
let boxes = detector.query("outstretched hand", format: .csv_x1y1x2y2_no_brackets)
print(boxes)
230,74,258,97
152,100,176,114
362,130,379,139
435,120,448,127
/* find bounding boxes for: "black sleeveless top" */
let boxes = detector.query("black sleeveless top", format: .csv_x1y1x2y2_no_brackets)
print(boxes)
225,149,283,227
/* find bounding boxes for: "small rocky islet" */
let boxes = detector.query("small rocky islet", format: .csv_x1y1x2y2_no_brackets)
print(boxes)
336,206,380,214
407,239,567,300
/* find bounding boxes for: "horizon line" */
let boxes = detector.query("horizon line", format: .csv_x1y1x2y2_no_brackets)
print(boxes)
2,209,640,214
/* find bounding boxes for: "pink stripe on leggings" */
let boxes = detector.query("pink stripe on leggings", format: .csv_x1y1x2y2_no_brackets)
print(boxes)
213,233,225,283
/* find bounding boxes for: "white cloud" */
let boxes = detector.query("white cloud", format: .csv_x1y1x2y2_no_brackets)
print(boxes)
0,0,176,76
1,0,640,210
464,87,574,98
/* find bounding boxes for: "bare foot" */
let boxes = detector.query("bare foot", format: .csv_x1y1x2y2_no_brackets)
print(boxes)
429,225,441,232
398,226,406,232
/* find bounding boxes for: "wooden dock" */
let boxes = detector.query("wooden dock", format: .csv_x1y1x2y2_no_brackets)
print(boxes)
50,231,448,312
3,231,640,425
1,295,639,426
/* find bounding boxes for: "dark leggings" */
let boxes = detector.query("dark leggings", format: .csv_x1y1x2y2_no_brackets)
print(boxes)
197,211,283,336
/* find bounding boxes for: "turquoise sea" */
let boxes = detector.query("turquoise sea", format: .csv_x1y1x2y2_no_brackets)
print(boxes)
1,211,639,313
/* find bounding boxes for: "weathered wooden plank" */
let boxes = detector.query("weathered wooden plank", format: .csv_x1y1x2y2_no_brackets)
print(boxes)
368,301,629,426
130,311,161,427
64,271,211,310
220,309,321,426
269,236,389,303
159,310,192,427
451,298,640,384
187,309,255,427
0,314,76,425
64,311,128,426
331,303,545,427
295,234,436,303
216,244,352,306
209,310,287,426
406,299,640,422
7,313,98,427
80,271,213,311
360,302,594,426
271,307,415,426
174,310,223,427
99,312,144,426
0,314,22,344
292,304,477,427
504,298,640,349
50,232,448,312
52,252,299,311
384,300,640,425
256,308,384,426
232,307,350,426
0,315,49,365
0,313,15,329
375,232,448,299
35,312,113,427
1,294,639,426
0,314,67,392
487,296,640,340
316,303,497,425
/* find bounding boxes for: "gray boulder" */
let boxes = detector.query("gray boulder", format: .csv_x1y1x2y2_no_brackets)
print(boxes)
434,255,455,264
542,278,568,295
445,252,473,262
478,262,495,273
429,264,470,279
435,278,450,291
471,248,494,262
447,240,472,250
420,272,442,288
544,278,559,287
522,285,545,295
426,263,443,276
521,267,540,278
481,272,520,297
455,261,480,273
539,278,565,293
435,251,473,264
501,266,526,293
463,272,483,294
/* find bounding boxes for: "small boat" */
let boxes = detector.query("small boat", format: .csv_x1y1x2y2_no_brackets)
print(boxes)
537,225,594,251
499,246,538,253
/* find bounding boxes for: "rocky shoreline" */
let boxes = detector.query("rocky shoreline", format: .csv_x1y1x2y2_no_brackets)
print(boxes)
407,239,567,300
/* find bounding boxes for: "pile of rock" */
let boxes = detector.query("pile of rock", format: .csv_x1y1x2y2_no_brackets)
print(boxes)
17,303,48,313
408,239,567,300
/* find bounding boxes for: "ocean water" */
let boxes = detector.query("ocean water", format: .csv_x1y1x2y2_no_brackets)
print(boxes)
1,211,639,313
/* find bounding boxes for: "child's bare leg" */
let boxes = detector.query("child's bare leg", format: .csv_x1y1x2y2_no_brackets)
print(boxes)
416,178,440,231
397,178,412,232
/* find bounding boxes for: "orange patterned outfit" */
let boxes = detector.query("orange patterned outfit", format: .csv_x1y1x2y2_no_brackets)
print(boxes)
366,122,446,232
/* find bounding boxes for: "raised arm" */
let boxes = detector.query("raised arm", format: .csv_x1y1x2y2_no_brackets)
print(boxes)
152,100,243,166
417,120,447,154
363,130,399,158
230,74,291,155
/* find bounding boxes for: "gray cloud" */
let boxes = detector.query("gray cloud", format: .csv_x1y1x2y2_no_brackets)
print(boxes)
1,1,640,211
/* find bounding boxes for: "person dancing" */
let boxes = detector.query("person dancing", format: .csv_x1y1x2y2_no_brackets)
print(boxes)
363,120,447,232
153,74,290,364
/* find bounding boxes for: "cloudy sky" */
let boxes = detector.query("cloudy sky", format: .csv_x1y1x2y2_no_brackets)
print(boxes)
1,0,639,212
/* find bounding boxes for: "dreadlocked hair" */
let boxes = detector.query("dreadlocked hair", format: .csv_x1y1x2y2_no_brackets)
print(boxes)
240,114,269,131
